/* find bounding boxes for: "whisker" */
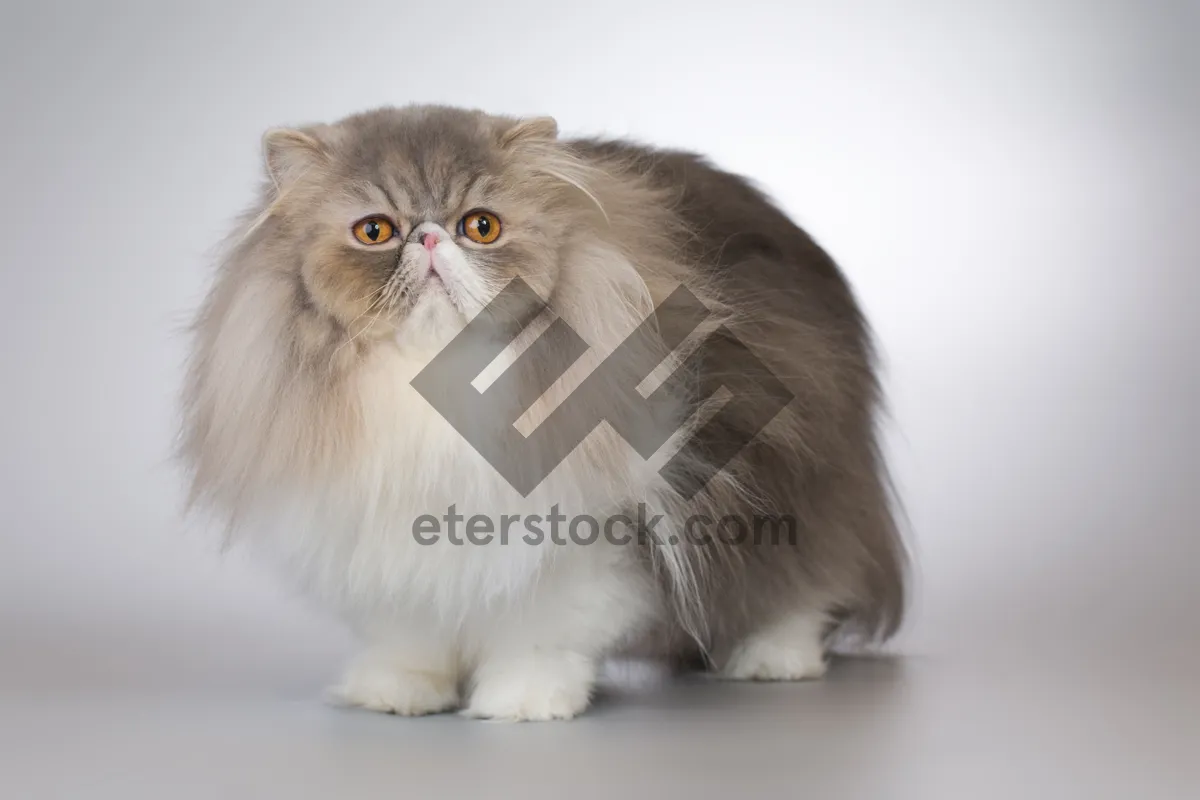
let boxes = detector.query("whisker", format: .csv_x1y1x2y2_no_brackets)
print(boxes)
339,283,391,334
333,297,389,360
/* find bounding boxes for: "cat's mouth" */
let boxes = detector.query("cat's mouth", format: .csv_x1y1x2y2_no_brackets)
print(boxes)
417,259,465,313
423,264,451,298
397,241,452,301
398,232,476,319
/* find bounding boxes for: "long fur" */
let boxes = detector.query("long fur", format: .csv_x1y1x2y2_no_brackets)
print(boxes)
180,104,907,718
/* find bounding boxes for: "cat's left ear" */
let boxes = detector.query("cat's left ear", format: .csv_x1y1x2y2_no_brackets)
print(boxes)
499,116,559,148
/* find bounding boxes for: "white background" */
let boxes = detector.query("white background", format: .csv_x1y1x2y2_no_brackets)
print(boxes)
0,1,1196,795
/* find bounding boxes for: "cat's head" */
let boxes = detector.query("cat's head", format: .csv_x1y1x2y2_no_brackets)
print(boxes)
248,105,594,353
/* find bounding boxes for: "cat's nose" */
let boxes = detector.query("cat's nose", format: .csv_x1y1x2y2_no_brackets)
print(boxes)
421,232,439,251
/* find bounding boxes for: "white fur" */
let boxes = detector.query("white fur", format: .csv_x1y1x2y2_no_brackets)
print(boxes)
463,540,656,720
722,610,828,681
463,651,596,721
222,241,676,720
331,642,458,715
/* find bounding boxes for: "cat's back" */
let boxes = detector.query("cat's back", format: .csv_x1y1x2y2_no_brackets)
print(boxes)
570,138,838,267
569,136,870,355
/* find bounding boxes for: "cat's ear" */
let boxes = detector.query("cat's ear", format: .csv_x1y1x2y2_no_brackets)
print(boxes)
261,127,328,189
499,116,559,148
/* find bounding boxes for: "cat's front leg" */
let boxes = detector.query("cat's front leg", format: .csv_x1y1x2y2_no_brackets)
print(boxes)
461,648,597,722
462,546,656,721
330,618,460,716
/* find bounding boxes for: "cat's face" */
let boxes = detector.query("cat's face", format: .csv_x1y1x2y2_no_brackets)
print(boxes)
261,106,571,352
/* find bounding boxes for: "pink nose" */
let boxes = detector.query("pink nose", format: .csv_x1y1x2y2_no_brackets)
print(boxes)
421,232,439,251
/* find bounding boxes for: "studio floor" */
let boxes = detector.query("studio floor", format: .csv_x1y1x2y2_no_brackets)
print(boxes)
2,634,1195,799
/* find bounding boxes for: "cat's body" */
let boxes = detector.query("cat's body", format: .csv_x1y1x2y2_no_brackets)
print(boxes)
182,105,906,720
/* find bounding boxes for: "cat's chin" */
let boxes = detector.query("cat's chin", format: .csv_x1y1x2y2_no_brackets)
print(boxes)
393,286,469,353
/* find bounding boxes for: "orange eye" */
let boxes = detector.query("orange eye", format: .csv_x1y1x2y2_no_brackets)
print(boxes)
352,216,395,245
460,210,502,244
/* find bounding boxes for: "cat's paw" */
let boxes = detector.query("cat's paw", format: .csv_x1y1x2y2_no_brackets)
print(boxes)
722,611,828,681
330,660,459,716
463,652,594,721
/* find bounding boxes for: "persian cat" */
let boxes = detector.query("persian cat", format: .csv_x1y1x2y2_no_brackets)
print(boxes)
181,105,906,720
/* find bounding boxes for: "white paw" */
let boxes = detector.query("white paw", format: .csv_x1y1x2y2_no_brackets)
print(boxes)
463,652,595,721
330,661,458,716
723,611,828,681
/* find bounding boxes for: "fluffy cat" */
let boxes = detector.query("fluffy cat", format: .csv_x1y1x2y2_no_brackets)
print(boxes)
181,104,906,720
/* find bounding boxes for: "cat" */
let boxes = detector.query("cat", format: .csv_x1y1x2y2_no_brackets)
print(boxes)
180,104,907,721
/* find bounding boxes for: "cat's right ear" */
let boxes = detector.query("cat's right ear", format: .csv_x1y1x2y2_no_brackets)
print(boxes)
261,127,327,191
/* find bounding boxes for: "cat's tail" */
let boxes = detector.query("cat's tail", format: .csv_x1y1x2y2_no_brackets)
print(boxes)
832,455,909,645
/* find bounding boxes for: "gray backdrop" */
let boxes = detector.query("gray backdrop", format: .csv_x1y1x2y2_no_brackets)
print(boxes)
1,1,1196,797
